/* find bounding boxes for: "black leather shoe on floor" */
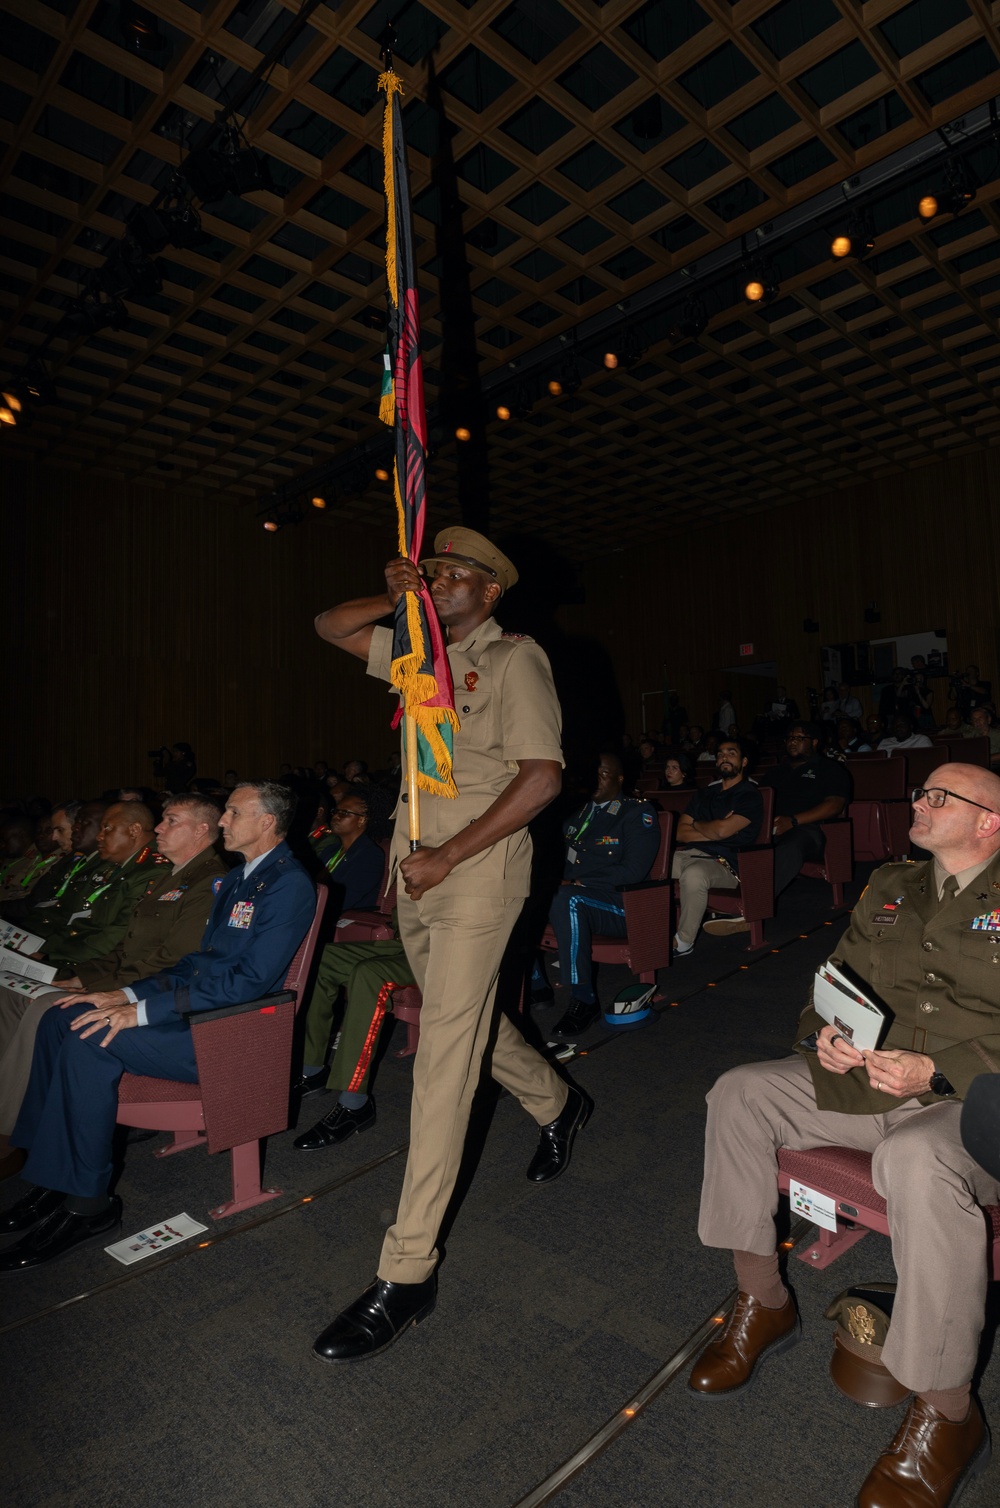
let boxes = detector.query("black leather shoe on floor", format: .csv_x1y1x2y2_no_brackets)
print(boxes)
293,1068,330,1097
526,1085,593,1184
551,999,600,1038
294,1097,376,1150
0,1184,66,1235
0,1197,122,1271
312,1274,437,1362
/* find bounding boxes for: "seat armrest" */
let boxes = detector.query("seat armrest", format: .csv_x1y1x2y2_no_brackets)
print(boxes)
187,990,295,1027
616,878,670,893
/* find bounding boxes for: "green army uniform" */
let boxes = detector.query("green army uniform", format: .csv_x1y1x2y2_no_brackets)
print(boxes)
0,848,61,906
0,845,226,1134
1,852,76,925
365,527,569,1287
37,847,167,969
302,933,416,1095
699,852,1000,1394
22,852,103,938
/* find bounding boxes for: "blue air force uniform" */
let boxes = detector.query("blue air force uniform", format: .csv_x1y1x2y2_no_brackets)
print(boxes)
548,797,660,1004
13,841,315,1199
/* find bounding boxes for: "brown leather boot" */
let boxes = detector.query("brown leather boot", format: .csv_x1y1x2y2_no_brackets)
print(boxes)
856,1396,990,1507
688,1290,799,1397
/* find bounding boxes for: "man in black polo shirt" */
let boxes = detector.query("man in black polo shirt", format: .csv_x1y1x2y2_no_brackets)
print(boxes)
672,738,762,955
705,722,849,936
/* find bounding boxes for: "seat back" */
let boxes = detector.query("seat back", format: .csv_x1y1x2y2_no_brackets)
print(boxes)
846,757,907,800
650,810,675,881
955,736,990,768
647,788,695,816
892,745,943,788
282,884,328,1001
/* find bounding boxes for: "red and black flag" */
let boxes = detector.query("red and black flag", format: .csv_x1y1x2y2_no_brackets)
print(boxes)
378,68,458,799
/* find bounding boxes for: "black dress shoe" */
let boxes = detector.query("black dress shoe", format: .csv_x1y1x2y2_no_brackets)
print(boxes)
294,1069,330,1097
0,1184,65,1235
0,1196,122,1271
293,1097,376,1150
526,1085,593,1184
312,1274,437,1363
551,998,600,1038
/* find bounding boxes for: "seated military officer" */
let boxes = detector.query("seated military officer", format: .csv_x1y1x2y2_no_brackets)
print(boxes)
539,753,660,1038
688,764,1000,1508
0,781,314,1271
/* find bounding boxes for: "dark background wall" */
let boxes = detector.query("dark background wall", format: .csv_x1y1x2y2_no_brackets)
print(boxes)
4,449,999,798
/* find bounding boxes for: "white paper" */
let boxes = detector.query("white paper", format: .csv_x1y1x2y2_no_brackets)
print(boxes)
789,1179,839,1232
813,960,886,1052
105,1211,209,1265
0,970,58,1000
0,921,45,955
0,946,56,984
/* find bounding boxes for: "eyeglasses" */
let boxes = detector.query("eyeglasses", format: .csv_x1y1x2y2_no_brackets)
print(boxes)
332,807,366,819
912,786,1000,815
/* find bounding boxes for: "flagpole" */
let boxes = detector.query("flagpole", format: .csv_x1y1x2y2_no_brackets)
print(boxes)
405,708,421,852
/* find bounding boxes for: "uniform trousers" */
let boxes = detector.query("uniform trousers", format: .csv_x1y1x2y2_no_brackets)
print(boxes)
699,1055,1000,1391
12,1003,197,1199
670,849,741,944
302,939,416,1094
0,985,61,1133
547,884,628,1005
378,889,567,1285
772,823,825,896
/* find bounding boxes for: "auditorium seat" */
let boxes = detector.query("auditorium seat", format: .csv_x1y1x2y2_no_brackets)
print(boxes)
798,818,853,907
777,1145,1000,1278
892,744,945,788
334,838,395,941
686,786,776,950
116,885,328,1219
539,810,675,985
847,756,910,862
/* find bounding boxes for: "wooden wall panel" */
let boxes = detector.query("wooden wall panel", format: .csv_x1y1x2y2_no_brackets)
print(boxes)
560,450,1000,742
2,461,401,798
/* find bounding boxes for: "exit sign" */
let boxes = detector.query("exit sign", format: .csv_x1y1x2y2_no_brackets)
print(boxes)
739,642,754,657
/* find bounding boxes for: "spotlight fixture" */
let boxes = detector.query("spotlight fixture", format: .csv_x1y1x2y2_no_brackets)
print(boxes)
1,361,55,424
263,518,280,533
455,426,471,441
670,295,707,341
93,240,163,299
311,495,326,509
128,191,208,253
118,1,169,57
829,211,874,262
618,326,648,370
180,127,273,205
743,257,779,306
0,392,20,425
603,351,618,370
917,157,977,222
375,466,390,480
917,194,939,222
547,379,562,396
495,404,511,421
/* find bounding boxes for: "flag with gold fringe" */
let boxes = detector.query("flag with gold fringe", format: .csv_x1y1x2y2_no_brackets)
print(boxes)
378,67,459,799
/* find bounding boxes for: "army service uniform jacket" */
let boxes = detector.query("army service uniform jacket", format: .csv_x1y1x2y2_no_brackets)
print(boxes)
74,845,227,990
367,616,564,899
796,853,1000,1113
37,847,165,969
562,797,661,897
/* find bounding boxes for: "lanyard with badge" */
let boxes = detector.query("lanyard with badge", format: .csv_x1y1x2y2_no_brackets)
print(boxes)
567,802,599,866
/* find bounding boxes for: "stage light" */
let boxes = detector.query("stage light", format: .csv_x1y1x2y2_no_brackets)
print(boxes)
375,466,390,480
0,407,15,426
180,127,273,205
311,495,326,509
118,1,169,57
495,404,511,421
603,351,618,369
831,234,852,258
2,391,22,415
829,213,875,263
918,194,939,222
547,379,562,396
263,519,279,532
670,295,707,341
455,426,470,441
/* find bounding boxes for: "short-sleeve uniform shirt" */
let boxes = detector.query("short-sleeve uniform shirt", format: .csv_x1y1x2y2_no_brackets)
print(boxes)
368,618,564,898
760,756,851,817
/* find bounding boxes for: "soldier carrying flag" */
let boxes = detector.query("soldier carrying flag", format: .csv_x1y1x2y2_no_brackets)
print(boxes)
309,51,592,1364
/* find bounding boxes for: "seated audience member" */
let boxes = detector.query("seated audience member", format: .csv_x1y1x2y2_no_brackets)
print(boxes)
29,804,160,976
836,682,863,721
828,717,870,758
1,804,80,923
878,714,933,752
314,760,330,781
0,782,314,1270
325,774,350,807
15,801,107,936
819,686,840,723
161,742,196,794
315,784,389,912
294,926,416,1141
865,713,886,747
771,686,799,723
714,691,736,738
965,705,1000,768
637,737,660,773
538,755,660,1039
688,765,1000,1507
664,752,696,790
223,769,239,791
343,759,370,785
697,733,719,765
374,750,402,790
0,795,226,1179
705,723,850,936
0,814,37,886
941,707,966,735
682,724,705,754
0,814,61,905
670,739,763,957
953,664,992,723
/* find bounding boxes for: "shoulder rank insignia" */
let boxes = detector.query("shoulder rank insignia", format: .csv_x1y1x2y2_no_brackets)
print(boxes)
500,631,531,641
607,799,621,815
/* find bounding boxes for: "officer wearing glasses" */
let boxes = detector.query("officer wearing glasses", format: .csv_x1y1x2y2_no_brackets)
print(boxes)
690,763,1000,1506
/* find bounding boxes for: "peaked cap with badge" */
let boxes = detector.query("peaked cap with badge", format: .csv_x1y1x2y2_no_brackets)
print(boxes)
420,526,518,594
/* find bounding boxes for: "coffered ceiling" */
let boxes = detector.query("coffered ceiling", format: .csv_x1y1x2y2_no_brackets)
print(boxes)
2,0,1000,554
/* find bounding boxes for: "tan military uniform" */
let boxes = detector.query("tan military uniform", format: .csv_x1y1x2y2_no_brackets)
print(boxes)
367,617,568,1283
699,854,1000,1391
0,846,225,1134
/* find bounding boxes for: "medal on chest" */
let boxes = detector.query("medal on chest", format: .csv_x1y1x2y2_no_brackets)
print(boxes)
228,899,255,929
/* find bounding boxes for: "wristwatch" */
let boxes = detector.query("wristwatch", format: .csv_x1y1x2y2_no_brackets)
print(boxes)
928,1069,956,1097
